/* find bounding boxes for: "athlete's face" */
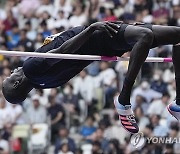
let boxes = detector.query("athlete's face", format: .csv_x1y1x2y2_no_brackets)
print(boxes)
2,67,33,104
5,67,24,90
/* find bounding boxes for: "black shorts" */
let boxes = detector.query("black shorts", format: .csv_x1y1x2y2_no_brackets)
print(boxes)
78,23,153,57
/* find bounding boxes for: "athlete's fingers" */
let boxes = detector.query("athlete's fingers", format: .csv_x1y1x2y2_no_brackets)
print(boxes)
105,24,118,35
103,26,113,38
110,21,123,25
106,22,120,29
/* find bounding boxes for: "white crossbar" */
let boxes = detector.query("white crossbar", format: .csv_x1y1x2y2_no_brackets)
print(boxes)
0,50,172,62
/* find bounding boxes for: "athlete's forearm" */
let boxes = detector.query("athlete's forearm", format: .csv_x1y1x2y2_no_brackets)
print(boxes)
49,26,95,54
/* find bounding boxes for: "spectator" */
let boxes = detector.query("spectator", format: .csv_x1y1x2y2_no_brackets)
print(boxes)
163,144,174,154
34,33,44,49
115,52,130,90
10,104,24,124
3,10,17,32
162,66,174,84
96,62,117,88
92,141,102,154
17,29,34,52
80,116,97,138
107,139,123,154
48,95,65,142
86,61,100,76
132,94,148,115
134,106,149,131
0,130,9,154
151,70,168,93
88,0,100,21
6,23,20,50
35,89,49,107
131,81,162,104
18,0,40,16
62,83,79,115
103,8,117,22
26,94,47,124
41,11,55,30
150,114,169,137
168,123,179,138
58,142,74,154
73,70,95,104
9,57,23,70
69,5,87,27
143,124,154,138
53,0,72,18
0,98,13,129
40,20,51,39
0,7,6,21
24,21,37,41
95,62,117,107
169,123,180,154
103,114,128,145
54,10,69,30
36,0,54,17
171,0,180,26
2,68,11,77
49,88,62,104
92,128,109,151
54,126,76,154
152,0,170,25
147,92,170,118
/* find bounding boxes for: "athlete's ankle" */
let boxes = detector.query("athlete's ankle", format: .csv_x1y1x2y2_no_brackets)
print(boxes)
175,99,180,106
118,95,131,106
119,78,134,106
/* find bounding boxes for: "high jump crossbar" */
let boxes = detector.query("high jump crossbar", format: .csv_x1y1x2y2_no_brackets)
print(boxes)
0,50,172,62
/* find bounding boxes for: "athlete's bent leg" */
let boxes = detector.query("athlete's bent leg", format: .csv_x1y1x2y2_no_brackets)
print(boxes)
118,25,154,105
168,44,180,120
173,44,180,104
151,25,180,120
114,25,153,134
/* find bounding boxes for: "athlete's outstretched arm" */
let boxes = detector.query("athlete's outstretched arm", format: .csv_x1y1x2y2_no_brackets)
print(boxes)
49,22,119,54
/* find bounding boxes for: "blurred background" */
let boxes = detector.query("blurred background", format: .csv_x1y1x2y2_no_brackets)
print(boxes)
0,0,180,153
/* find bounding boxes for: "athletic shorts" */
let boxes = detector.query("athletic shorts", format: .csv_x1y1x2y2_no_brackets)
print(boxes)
77,23,153,57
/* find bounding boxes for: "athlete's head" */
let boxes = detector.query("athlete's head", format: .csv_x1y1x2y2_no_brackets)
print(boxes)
2,67,33,104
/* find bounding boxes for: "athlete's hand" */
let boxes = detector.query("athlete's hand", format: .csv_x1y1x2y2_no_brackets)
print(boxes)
90,21,120,38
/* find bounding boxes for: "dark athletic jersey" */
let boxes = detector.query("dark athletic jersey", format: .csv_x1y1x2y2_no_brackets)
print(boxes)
23,26,93,89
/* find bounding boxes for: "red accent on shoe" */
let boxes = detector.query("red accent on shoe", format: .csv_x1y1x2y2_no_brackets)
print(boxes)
119,116,127,121
124,125,136,129
121,121,132,125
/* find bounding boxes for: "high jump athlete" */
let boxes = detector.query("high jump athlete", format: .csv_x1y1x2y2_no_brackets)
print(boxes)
2,21,180,134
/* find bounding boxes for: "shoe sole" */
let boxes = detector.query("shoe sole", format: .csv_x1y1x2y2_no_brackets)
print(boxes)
167,104,179,121
114,100,138,134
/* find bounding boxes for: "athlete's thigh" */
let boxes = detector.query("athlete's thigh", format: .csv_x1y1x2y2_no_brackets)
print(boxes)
152,25,180,46
124,25,153,46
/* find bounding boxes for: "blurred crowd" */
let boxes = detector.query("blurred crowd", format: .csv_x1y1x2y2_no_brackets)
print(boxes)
0,0,180,153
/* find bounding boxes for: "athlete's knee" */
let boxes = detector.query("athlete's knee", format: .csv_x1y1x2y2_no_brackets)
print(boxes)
140,28,154,44
174,27,180,33
171,27,180,40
